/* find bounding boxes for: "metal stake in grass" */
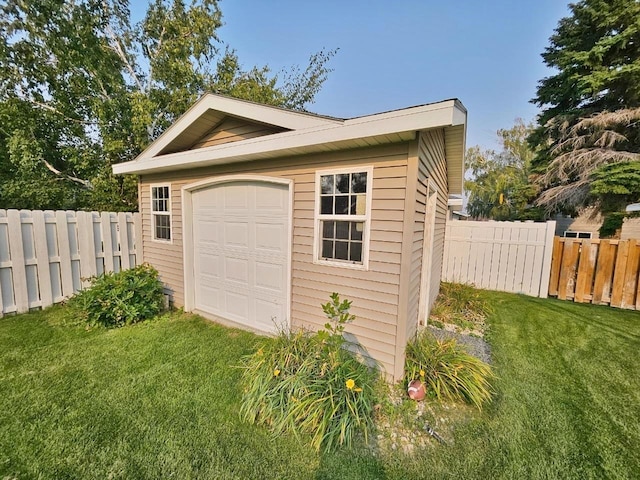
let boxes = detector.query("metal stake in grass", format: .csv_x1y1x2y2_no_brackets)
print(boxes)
424,423,446,445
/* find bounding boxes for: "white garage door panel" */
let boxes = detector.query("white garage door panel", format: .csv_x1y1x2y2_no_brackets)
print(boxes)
255,261,284,292
192,181,289,333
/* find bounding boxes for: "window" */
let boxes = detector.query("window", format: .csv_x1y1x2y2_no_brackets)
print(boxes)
314,167,372,268
151,185,171,241
563,231,592,239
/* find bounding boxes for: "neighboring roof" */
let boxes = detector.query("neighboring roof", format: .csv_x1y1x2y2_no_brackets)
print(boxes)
113,93,467,194
626,203,640,212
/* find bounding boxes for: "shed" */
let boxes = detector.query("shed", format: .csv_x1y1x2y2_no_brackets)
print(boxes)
113,93,467,380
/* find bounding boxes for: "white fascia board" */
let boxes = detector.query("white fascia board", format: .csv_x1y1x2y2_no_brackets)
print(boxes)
452,102,467,126
447,197,464,207
199,93,343,129
114,100,461,175
137,93,342,161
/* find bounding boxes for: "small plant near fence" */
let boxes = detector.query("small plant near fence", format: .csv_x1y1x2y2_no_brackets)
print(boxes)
404,331,494,410
67,263,165,328
239,293,380,452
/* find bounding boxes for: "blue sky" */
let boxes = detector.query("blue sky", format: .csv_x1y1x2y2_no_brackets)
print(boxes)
135,0,571,150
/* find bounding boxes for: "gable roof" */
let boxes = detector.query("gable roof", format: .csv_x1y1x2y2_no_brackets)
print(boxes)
113,93,467,194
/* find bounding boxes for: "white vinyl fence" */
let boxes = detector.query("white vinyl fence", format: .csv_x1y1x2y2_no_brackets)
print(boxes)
0,210,141,315
442,220,556,297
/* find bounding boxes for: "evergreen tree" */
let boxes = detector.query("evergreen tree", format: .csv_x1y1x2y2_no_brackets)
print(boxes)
530,0,640,212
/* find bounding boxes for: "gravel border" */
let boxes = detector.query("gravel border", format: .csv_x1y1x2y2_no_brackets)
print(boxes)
426,326,492,364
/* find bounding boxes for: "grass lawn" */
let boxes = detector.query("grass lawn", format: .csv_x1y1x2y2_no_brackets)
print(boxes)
1,293,639,479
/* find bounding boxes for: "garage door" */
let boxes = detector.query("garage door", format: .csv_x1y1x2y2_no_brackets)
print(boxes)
191,181,290,333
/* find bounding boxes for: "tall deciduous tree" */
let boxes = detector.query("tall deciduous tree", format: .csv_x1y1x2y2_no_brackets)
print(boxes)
530,0,640,212
0,0,335,211
465,120,539,221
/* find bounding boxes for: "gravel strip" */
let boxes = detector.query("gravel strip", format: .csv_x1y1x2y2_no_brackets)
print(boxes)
427,326,492,364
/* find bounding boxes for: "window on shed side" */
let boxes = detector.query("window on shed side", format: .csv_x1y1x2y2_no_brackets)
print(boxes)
315,167,372,267
151,185,171,241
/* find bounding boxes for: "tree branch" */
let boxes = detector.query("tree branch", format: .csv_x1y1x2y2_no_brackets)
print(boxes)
30,101,98,125
104,23,144,92
43,159,93,189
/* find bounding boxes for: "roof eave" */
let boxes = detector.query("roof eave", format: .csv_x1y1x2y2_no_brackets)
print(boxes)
114,100,464,176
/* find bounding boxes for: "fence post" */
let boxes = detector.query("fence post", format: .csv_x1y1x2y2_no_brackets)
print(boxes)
538,221,556,298
134,212,143,265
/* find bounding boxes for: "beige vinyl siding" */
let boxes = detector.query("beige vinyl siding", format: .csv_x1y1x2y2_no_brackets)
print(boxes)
190,116,285,150
140,142,409,376
444,124,465,195
405,165,428,342
418,129,449,309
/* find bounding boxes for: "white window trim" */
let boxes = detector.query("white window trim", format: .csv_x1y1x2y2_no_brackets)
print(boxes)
150,183,173,244
313,165,373,271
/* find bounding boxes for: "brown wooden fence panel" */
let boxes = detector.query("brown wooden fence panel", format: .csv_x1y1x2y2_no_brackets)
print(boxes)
548,236,562,297
549,237,640,310
624,240,640,309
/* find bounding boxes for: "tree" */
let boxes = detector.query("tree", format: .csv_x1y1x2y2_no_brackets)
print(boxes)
465,120,539,221
537,107,640,211
0,0,335,211
530,0,640,212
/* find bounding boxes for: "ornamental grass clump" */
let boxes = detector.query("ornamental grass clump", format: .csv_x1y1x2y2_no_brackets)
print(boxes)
405,331,494,410
67,263,165,328
429,282,493,331
240,293,379,452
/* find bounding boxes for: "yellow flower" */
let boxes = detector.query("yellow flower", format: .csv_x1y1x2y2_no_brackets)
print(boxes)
274,369,280,377
345,379,355,390
354,387,363,392
420,370,425,377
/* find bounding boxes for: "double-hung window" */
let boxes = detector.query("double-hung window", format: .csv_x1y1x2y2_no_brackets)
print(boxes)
151,185,171,242
314,166,372,268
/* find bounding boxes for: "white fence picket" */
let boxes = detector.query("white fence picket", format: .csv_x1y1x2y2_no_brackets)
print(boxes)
101,212,115,273
55,211,75,298
118,212,131,270
7,210,29,313
0,209,141,316
32,210,53,308
442,220,557,298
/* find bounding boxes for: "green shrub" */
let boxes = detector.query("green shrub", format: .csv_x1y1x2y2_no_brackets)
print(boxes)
240,294,379,452
599,212,625,238
68,263,165,328
404,331,494,410
429,282,492,331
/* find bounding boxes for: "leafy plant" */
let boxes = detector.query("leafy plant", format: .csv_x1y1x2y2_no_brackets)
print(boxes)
404,331,494,410
68,263,165,328
240,293,379,452
316,292,356,346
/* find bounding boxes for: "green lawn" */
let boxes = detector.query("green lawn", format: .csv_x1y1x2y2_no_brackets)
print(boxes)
1,293,639,479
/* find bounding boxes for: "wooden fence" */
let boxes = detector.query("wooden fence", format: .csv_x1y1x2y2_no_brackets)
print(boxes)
442,220,557,297
0,210,141,316
548,237,640,309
